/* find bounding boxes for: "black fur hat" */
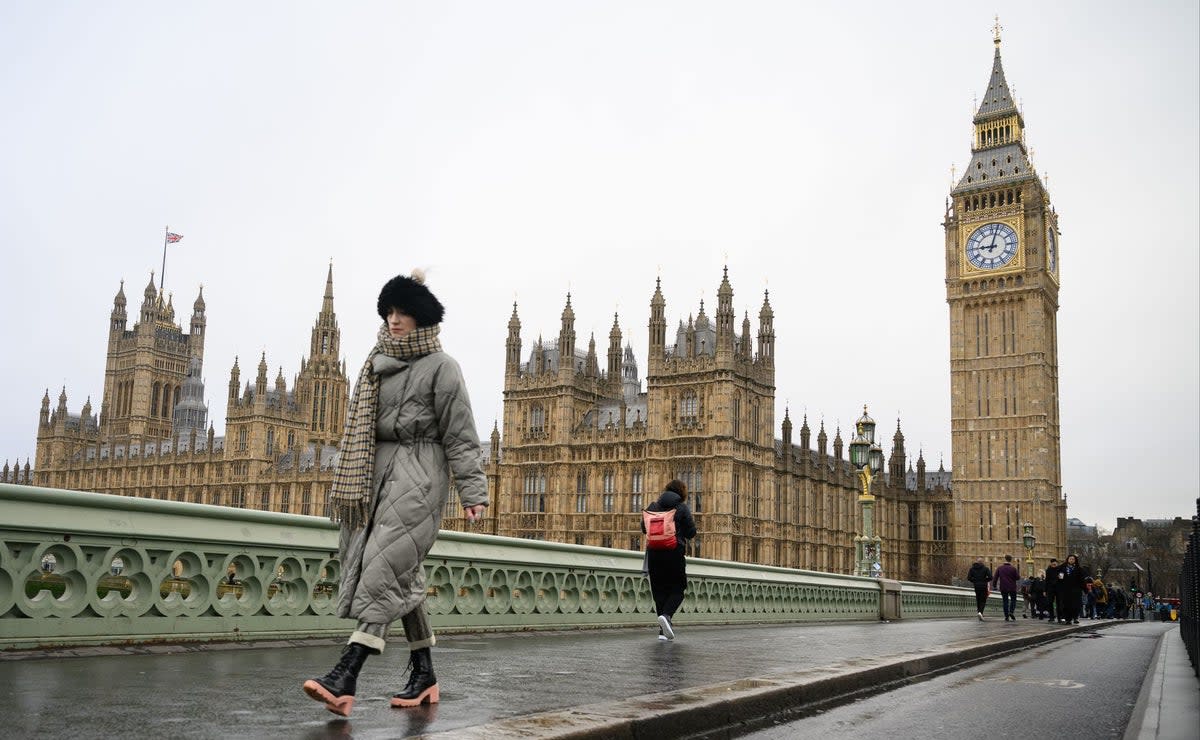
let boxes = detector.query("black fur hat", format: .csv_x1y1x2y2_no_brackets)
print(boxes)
377,270,444,326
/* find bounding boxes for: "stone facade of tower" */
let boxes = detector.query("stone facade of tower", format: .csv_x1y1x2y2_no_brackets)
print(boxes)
31,267,360,515
943,30,1068,572
480,269,956,581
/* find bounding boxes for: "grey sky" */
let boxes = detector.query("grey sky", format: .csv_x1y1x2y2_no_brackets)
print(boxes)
2,2,1196,530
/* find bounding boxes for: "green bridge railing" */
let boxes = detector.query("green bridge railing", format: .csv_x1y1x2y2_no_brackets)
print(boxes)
0,483,984,650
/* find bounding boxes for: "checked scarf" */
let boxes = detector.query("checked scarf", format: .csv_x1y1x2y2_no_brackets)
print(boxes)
328,323,442,529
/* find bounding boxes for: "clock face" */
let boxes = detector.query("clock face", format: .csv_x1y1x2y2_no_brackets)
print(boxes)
1047,227,1058,273
965,222,1018,270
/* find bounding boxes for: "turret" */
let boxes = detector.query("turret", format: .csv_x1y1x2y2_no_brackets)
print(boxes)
817,419,828,457
255,353,268,396
490,421,501,463
715,267,735,359
585,333,598,377
606,313,622,385
558,294,576,376
781,407,793,446
917,449,927,490
505,302,522,378
739,312,752,357
275,367,287,393
799,413,811,450
190,286,207,356
228,356,241,404
648,278,666,372
39,389,50,428
309,264,340,359
833,424,844,460
889,418,907,481
757,289,774,365
140,273,157,324
111,280,128,333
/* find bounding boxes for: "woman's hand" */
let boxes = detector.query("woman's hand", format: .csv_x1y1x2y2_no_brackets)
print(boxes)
464,504,487,522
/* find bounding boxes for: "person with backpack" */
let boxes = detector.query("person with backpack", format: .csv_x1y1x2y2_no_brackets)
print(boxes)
641,479,697,640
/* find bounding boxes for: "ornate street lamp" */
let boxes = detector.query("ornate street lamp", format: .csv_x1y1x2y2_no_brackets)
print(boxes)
1022,522,1036,577
851,405,884,577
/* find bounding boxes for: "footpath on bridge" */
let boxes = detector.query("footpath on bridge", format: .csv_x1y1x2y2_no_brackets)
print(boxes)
1,616,1194,739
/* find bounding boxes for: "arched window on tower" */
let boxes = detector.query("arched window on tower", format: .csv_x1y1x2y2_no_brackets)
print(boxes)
151,382,161,416
530,404,545,434
680,391,698,424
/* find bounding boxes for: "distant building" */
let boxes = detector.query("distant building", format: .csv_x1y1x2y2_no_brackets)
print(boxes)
32,267,354,513
482,270,955,581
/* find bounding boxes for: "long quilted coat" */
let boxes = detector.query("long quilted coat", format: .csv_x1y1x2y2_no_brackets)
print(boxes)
336,351,489,625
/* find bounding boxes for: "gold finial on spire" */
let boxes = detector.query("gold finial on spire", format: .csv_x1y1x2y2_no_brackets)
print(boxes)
993,15,1002,47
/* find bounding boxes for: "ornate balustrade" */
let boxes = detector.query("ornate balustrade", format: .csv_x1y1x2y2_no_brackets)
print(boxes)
1,483,982,650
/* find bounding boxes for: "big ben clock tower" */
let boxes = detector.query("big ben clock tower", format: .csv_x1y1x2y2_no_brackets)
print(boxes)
945,22,1067,570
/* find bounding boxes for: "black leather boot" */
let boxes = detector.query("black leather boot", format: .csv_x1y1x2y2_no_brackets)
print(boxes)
303,642,377,716
391,647,439,707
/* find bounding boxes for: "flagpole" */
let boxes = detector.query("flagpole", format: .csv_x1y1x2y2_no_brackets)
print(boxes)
160,226,169,293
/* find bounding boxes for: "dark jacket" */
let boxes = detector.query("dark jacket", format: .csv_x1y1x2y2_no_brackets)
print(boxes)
967,562,992,586
992,562,1020,592
1044,565,1060,593
641,489,697,547
1057,562,1088,592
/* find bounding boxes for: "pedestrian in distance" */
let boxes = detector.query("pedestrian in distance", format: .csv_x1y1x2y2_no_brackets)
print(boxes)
1019,573,1033,618
641,479,697,641
1044,558,1060,624
1029,571,1048,619
967,556,992,620
1055,553,1088,624
991,554,1020,621
1092,577,1109,618
302,271,489,717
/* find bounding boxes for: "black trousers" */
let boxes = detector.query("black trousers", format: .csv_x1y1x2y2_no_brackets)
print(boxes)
974,584,989,613
647,547,687,619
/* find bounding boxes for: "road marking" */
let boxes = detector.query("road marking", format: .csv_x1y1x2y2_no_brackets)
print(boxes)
973,676,1085,689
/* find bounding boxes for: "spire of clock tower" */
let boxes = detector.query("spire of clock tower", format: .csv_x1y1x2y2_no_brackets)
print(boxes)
953,19,1042,196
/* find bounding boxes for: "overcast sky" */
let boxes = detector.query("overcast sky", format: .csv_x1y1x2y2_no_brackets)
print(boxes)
2,2,1196,530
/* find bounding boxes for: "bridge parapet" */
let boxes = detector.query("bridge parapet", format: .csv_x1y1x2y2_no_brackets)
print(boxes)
0,483,982,650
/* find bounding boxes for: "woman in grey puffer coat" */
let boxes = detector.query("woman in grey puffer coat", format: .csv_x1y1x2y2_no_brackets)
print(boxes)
303,271,488,717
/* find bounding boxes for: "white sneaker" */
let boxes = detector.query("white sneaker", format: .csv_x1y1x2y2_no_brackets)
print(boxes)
657,614,675,640
657,634,669,641
977,612,984,621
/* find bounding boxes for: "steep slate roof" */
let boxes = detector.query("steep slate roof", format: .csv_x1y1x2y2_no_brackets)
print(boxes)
952,39,1043,196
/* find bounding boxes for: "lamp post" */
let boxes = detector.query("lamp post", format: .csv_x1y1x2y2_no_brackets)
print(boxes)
1022,522,1036,577
849,405,884,578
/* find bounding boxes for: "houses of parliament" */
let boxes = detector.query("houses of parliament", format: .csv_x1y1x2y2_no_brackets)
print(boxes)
14,30,1067,582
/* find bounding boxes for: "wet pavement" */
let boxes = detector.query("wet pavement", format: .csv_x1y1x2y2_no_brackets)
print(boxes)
0,617,1171,739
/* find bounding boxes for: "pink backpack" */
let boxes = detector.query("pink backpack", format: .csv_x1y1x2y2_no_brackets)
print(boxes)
642,508,678,550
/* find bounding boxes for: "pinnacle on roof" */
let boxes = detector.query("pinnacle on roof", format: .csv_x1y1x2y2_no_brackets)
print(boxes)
975,19,1018,121
320,263,335,315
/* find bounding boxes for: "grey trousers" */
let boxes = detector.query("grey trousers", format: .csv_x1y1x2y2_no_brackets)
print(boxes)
347,603,434,653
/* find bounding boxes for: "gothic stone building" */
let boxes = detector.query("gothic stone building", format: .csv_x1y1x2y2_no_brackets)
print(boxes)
33,267,361,515
490,270,956,582
943,29,1069,569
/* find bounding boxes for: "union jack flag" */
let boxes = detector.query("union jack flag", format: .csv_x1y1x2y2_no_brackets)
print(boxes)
166,232,183,243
